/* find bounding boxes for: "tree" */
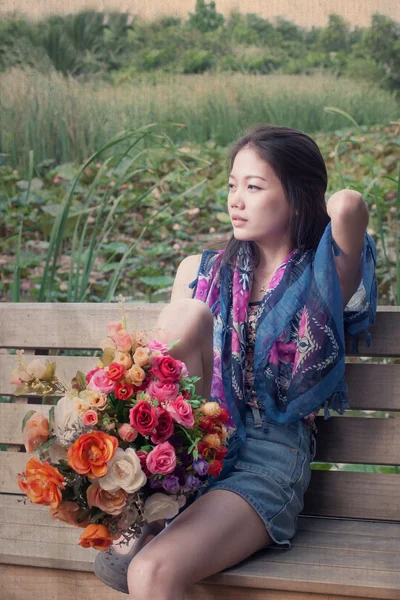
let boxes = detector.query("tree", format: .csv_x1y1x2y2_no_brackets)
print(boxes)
361,14,400,93
187,0,225,33
318,14,350,53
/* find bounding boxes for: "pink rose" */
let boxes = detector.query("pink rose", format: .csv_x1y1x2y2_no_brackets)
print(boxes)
147,380,179,404
150,356,182,383
114,332,132,352
82,410,98,426
85,367,101,384
107,321,123,338
146,441,176,475
148,339,169,355
87,369,116,394
118,423,138,442
165,395,194,428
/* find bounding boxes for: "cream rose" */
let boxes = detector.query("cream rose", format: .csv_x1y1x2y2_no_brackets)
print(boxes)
79,389,108,411
133,347,150,367
125,364,145,386
143,493,180,523
114,351,133,370
53,395,85,447
72,395,92,416
97,448,147,494
26,359,47,380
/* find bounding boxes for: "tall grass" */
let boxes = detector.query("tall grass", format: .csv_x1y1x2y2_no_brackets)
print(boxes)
1,68,398,172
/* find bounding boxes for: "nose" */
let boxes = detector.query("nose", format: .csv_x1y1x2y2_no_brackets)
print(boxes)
229,189,245,210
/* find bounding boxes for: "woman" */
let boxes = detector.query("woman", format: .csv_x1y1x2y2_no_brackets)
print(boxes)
94,124,377,599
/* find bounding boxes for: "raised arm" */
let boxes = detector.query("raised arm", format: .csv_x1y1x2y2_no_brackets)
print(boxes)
170,254,202,303
327,189,370,307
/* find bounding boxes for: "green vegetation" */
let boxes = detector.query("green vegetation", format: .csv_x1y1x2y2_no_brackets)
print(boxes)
0,4,399,95
1,120,399,306
1,70,398,173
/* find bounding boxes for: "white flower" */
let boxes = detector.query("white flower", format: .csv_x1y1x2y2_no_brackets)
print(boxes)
97,448,147,494
53,395,84,447
26,359,47,380
47,441,68,463
143,493,181,523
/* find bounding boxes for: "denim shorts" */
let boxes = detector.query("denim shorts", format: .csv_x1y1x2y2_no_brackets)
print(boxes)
199,404,317,550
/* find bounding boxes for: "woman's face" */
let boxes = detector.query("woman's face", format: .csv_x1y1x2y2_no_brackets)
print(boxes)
227,146,292,247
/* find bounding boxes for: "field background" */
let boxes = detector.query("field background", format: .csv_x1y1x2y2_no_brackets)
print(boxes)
1,0,399,27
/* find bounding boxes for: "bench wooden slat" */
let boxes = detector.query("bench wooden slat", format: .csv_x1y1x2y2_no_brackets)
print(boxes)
2,407,399,465
0,565,383,600
2,356,400,411
1,497,399,599
313,416,400,465
2,452,399,520
2,519,399,572
303,470,400,520
1,304,400,356
0,303,164,350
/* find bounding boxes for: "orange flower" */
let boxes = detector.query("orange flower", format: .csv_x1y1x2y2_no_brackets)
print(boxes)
67,431,118,479
202,433,222,448
23,412,49,453
79,523,119,552
50,500,90,528
86,482,127,515
199,402,222,418
17,457,66,509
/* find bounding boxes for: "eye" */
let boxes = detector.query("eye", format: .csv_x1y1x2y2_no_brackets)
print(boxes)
248,185,260,190
227,183,234,190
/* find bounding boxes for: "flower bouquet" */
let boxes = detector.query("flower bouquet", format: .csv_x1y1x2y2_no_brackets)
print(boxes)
11,301,231,552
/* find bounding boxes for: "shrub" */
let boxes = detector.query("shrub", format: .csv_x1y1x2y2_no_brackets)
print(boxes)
182,49,214,73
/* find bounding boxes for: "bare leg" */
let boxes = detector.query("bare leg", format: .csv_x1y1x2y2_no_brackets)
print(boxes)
127,488,273,600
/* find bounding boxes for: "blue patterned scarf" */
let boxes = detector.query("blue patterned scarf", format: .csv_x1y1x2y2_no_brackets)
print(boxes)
189,222,377,482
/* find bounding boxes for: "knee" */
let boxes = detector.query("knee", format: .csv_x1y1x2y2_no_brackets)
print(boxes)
155,299,213,342
127,554,177,599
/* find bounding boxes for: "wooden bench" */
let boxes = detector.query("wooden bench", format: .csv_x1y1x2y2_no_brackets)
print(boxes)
0,302,399,600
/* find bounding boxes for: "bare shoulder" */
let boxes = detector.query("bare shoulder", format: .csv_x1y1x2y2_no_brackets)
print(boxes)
170,254,202,302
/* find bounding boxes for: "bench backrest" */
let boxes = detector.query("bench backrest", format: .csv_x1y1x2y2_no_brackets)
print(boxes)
1,303,399,522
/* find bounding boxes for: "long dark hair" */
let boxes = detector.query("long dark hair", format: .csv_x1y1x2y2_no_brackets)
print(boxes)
221,124,330,268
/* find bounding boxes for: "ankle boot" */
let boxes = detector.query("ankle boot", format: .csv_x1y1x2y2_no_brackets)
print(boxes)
93,521,165,594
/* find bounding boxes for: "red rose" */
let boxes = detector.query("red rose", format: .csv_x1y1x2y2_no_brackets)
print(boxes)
136,450,151,477
107,362,126,381
198,416,217,433
151,408,174,444
149,356,182,383
218,408,230,424
129,400,158,435
208,459,223,477
214,445,228,461
115,381,134,400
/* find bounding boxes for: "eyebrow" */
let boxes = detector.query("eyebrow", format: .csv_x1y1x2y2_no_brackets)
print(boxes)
229,174,267,182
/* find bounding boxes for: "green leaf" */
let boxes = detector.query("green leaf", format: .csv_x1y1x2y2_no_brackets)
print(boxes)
21,410,37,433
48,406,55,432
139,275,174,289
168,339,181,351
75,370,87,391
35,435,57,453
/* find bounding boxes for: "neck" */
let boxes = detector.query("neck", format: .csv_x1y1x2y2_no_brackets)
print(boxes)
254,239,294,276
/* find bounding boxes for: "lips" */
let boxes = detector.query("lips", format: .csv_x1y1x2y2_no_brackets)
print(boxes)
231,215,247,223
